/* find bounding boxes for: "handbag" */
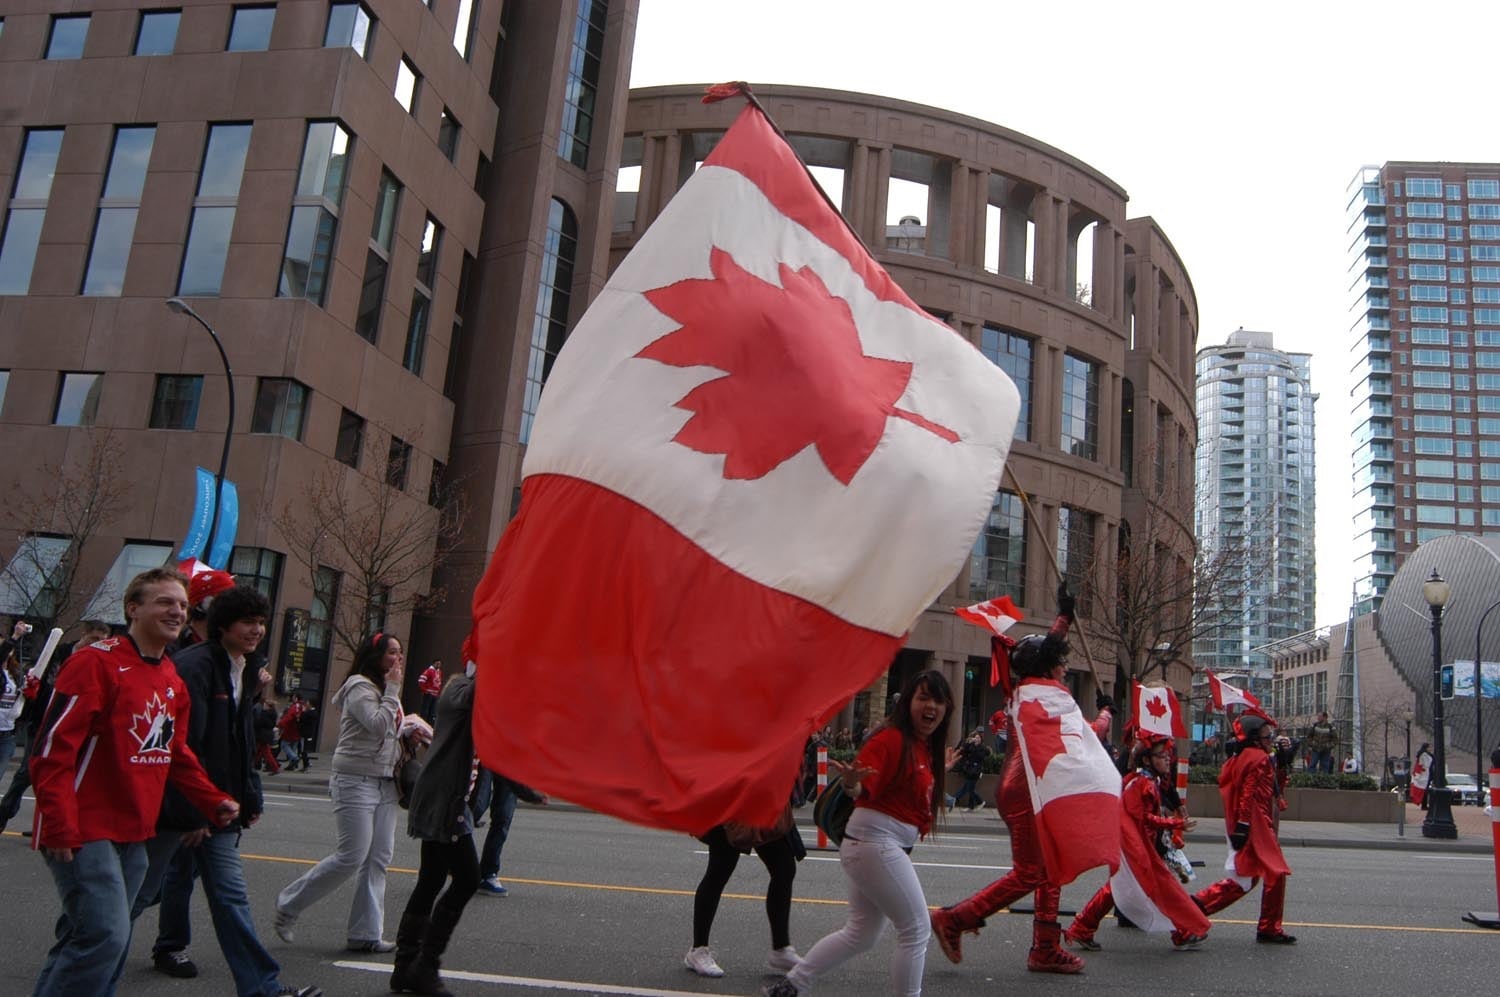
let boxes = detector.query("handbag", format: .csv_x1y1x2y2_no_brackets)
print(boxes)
812,775,855,845
394,737,423,810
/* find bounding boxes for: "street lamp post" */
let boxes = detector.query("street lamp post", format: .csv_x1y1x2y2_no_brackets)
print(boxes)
1479,599,1500,801
1421,569,1457,839
165,298,234,562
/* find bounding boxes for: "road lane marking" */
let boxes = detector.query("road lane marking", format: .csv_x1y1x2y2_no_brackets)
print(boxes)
339,960,729,995
692,849,1009,871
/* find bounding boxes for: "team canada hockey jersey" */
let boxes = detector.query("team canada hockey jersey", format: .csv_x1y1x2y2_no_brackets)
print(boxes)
30,636,229,850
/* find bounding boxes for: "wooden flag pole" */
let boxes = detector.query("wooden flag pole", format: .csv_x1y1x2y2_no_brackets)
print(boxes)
1001,464,1104,690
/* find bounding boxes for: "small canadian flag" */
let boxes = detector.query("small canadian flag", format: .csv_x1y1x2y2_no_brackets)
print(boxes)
1133,681,1188,739
955,594,1023,637
1206,670,1261,712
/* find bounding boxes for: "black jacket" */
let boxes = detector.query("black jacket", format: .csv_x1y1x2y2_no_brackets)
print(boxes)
158,641,264,831
406,674,475,843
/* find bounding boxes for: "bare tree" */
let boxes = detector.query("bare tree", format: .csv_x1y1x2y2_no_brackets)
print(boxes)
0,430,131,631
274,437,468,666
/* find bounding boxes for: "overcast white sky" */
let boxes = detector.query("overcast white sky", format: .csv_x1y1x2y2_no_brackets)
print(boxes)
629,0,1500,626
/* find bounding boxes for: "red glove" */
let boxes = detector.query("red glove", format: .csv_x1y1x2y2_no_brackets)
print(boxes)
23,675,40,700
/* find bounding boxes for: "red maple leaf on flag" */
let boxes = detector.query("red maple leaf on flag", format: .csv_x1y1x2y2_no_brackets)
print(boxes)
638,247,957,484
1145,696,1168,720
1018,697,1075,781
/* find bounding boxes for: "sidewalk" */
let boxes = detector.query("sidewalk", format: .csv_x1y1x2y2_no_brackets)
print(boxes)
259,764,1497,855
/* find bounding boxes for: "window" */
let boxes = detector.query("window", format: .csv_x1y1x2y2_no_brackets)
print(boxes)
1472,224,1500,241
520,199,577,441
453,0,479,59
403,216,440,374
438,108,460,162
1470,179,1500,199
80,543,175,624
445,252,474,399
0,129,64,295
1057,506,1096,616
46,15,89,59
365,584,389,635
0,370,8,415
309,566,339,651
135,10,180,55
324,1,372,58
149,374,202,429
386,436,411,489
558,0,607,168
394,57,419,113
1407,202,1443,218
227,5,274,52
979,326,1032,441
54,372,103,426
250,378,307,439
83,126,155,296
356,170,400,342
970,490,1026,604
334,408,363,466
1471,204,1500,220
179,123,252,296
280,121,351,305
0,534,71,617
1411,285,1447,302
229,546,283,610
1060,353,1099,460
1407,178,1441,197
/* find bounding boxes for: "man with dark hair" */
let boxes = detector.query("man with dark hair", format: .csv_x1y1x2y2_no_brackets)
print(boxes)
30,569,239,997
130,584,321,996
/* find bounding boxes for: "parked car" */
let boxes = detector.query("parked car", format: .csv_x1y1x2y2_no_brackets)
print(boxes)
1444,773,1484,806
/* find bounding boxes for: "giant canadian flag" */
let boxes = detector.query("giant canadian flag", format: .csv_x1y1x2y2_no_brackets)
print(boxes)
470,97,1021,834
1012,680,1122,883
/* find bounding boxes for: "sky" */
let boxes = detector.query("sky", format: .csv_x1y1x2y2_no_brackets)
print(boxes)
629,0,1500,626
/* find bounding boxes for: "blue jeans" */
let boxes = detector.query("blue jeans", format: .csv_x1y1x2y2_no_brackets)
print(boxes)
279,737,302,766
130,831,195,951
479,780,518,880
953,775,983,809
35,839,148,997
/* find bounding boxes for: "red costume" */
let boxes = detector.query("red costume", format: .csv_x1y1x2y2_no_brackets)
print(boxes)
1191,723,1294,943
1066,755,1210,948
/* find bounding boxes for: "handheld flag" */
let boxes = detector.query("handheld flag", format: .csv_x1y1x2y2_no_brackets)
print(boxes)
470,92,1021,834
1207,670,1261,712
1011,681,1121,884
1134,681,1188,739
955,595,1022,637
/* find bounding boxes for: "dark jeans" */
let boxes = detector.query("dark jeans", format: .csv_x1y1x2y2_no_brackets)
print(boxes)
692,825,796,949
478,780,518,881
404,836,481,929
953,775,983,809
1308,750,1334,774
0,732,36,825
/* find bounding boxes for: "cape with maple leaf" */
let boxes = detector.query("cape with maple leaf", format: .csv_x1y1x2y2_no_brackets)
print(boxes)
468,84,1022,835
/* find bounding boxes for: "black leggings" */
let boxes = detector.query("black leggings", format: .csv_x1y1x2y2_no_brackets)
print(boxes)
407,835,482,924
692,825,796,949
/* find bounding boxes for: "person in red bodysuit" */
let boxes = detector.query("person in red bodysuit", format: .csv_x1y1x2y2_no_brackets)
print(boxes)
1064,731,1209,950
928,586,1084,975
1191,712,1296,944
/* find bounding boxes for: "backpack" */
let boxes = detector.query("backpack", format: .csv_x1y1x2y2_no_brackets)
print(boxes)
813,775,855,845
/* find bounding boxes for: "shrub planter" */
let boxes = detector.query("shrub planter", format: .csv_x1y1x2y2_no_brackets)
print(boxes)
1186,787,1401,823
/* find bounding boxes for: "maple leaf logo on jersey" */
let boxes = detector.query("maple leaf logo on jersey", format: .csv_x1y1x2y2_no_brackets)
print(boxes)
130,693,176,755
638,247,958,484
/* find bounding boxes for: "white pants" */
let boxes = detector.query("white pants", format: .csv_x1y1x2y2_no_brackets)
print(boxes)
276,772,398,942
787,822,930,996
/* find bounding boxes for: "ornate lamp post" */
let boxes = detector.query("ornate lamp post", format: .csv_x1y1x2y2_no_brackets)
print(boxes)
1421,569,1457,839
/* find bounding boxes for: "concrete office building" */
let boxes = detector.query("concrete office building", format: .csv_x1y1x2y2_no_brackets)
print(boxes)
1346,162,1500,612
617,85,1201,732
0,0,640,745
1194,329,1317,691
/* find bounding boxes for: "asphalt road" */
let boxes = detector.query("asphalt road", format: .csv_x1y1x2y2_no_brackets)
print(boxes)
1,787,1495,996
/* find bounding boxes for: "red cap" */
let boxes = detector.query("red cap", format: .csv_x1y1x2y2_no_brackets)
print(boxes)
188,569,235,607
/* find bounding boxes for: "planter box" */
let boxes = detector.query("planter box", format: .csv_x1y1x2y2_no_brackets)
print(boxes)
1186,786,1401,823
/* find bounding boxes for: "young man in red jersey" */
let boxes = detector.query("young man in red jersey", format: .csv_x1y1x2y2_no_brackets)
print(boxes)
29,567,240,997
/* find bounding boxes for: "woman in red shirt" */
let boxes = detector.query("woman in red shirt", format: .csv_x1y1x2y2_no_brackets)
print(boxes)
763,670,955,997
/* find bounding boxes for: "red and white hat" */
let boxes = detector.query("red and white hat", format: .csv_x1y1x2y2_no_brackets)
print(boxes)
179,558,235,607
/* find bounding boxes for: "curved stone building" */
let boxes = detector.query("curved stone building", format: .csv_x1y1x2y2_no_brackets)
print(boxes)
614,85,1199,732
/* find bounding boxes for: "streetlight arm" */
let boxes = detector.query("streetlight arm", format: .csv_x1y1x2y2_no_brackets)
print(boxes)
165,298,235,563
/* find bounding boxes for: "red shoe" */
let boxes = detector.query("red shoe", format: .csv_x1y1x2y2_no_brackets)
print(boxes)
930,907,983,965
1171,930,1206,948
1028,945,1085,974
1063,927,1101,951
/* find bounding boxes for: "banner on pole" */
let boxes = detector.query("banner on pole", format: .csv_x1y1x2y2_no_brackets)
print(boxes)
206,480,239,570
1450,661,1500,698
178,467,216,561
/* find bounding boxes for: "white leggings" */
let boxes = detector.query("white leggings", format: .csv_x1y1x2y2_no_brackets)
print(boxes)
787,823,930,996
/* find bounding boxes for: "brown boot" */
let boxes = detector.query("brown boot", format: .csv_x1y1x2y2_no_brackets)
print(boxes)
1027,919,1084,974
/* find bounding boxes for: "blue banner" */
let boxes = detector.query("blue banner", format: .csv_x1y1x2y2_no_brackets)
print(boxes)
206,480,239,570
178,467,216,561
1452,661,1500,698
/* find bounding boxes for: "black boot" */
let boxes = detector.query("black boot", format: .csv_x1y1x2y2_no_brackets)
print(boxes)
406,903,462,996
389,908,428,993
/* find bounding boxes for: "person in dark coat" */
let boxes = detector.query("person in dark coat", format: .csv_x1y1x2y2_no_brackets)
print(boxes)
391,664,480,996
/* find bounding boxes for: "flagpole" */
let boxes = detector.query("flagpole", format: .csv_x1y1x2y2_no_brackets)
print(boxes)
1002,465,1104,689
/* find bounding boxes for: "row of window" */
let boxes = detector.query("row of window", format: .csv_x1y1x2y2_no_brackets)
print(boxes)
1396,179,1500,200
968,492,1102,617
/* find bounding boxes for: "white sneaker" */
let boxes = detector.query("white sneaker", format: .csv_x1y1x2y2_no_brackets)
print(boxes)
684,946,724,977
767,945,800,972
